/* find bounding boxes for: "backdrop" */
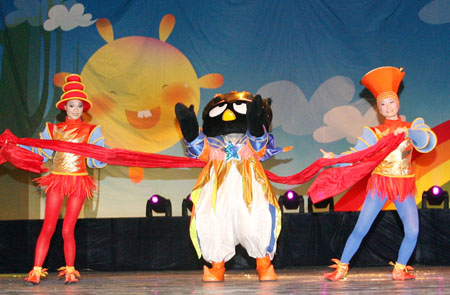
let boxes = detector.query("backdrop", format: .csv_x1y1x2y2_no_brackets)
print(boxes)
0,0,449,218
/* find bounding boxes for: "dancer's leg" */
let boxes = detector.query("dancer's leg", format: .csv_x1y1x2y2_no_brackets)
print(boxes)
57,195,85,284
340,193,387,263
33,191,64,266
61,195,85,266
394,196,419,265
325,193,387,281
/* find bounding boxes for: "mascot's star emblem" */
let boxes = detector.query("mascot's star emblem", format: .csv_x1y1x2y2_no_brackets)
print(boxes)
224,141,241,161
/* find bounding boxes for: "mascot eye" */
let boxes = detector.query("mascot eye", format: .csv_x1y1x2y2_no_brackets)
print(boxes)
233,102,247,114
209,104,227,117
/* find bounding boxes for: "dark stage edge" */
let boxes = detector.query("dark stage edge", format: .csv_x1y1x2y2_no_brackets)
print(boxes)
1,210,450,273
1,266,449,294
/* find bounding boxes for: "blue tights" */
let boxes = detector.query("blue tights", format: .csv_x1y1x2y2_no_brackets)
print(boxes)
340,193,419,265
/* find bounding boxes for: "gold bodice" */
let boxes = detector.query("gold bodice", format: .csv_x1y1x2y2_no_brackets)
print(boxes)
373,138,414,177
48,122,93,175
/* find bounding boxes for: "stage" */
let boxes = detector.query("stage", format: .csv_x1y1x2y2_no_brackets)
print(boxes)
1,266,449,294
1,210,450,294
1,210,450,274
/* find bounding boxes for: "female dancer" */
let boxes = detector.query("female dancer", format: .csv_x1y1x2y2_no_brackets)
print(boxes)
23,74,106,285
320,66,436,281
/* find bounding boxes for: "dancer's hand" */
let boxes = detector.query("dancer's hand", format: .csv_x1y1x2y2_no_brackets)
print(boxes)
320,148,334,159
393,127,406,136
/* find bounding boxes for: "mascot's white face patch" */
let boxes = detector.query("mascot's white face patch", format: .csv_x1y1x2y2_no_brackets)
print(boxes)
233,102,247,114
209,103,227,117
207,101,248,119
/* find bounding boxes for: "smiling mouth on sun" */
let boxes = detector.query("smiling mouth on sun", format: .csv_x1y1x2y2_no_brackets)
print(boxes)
125,106,161,129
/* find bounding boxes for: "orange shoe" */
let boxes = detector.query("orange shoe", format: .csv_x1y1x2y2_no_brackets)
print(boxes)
57,266,81,284
324,259,349,281
203,261,225,282
390,262,416,280
24,266,48,285
256,255,278,281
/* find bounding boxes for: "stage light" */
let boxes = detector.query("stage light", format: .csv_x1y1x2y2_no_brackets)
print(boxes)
146,194,172,217
278,190,304,213
422,186,449,209
182,194,194,216
432,186,441,195
307,196,334,213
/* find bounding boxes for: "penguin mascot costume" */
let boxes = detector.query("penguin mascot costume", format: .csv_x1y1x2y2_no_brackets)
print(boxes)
175,91,283,282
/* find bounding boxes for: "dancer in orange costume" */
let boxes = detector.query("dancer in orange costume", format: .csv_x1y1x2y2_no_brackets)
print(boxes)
22,74,106,285
320,67,436,281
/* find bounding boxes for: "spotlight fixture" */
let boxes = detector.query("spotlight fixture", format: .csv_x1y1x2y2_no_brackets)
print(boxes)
182,194,194,216
278,190,304,214
146,194,172,217
422,186,449,209
307,196,334,213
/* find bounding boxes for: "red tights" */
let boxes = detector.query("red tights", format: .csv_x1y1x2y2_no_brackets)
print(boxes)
33,190,85,267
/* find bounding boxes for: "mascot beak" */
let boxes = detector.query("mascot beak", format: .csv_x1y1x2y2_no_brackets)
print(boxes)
222,109,236,121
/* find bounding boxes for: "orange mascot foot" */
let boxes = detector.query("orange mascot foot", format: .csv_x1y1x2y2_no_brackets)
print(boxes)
24,266,48,285
57,266,81,284
203,261,225,282
324,259,349,281
391,262,416,280
256,255,278,281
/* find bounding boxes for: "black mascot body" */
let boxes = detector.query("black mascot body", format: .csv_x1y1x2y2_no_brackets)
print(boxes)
175,91,284,282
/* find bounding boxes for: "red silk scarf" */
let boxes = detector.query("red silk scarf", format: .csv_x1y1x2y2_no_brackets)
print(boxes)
0,129,404,203
265,133,404,202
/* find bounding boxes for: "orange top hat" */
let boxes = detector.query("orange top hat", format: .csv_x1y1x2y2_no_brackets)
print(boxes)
360,66,405,104
56,74,92,111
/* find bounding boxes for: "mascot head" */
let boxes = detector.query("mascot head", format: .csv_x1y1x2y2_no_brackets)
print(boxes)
202,91,272,137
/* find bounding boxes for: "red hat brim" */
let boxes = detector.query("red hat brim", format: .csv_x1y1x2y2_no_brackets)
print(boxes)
56,98,92,111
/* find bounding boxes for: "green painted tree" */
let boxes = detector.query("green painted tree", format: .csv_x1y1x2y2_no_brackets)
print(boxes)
0,15,62,137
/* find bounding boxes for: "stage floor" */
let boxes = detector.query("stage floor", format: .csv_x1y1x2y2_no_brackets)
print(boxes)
1,266,449,294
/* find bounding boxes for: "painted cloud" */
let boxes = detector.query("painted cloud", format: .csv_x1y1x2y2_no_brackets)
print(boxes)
419,0,450,24
257,76,355,136
44,3,96,31
313,105,379,144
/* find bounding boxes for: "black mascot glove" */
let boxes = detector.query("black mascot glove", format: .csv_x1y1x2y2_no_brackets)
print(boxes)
175,103,199,142
247,95,265,137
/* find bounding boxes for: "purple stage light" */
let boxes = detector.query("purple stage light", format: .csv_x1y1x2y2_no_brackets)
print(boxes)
279,190,303,212
423,185,449,208
147,194,172,217
182,194,194,216
432,186,441,196
286,191,295,200
151,195,159,204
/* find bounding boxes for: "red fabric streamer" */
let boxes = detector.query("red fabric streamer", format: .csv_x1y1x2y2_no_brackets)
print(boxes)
0,129,204,173
0,129,404,202
265,133,405,203
0,130,50,173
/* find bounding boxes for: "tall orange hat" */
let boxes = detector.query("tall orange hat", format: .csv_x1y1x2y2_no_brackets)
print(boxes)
360,66,405,105
56,74,92,111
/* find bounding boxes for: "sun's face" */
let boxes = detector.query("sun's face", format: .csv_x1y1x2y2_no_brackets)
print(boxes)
82,36,200,152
